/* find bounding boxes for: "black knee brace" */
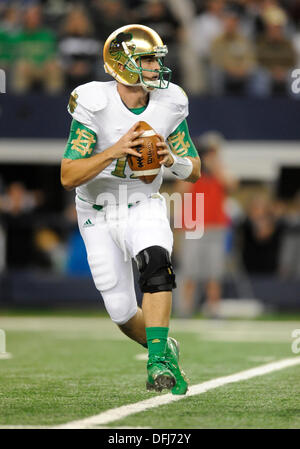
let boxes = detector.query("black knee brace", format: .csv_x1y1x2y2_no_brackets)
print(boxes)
135,246,176,293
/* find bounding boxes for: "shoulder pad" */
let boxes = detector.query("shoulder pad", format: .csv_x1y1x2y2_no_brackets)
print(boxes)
157,82,188,109
72,82,108,112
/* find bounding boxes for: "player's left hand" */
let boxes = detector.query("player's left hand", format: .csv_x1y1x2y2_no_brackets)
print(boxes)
157,135,174,168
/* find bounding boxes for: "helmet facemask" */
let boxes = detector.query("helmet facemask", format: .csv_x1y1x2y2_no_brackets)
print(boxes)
122,42,172,89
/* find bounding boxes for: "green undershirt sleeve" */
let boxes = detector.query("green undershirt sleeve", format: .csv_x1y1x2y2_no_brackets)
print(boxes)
63,119,97,160
167,119,198,158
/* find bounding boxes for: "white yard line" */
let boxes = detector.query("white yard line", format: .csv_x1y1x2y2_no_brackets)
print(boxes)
0,425,150,429
0,353,12,360
135,353,148,361
55,357,300,429
0,425,50,429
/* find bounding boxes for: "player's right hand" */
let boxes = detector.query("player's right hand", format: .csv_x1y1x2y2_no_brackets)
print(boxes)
109,123,144,159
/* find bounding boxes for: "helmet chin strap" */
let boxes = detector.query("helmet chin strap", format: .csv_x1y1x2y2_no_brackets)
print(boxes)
141,84,156,92
140,77,157,92
141,78,168,90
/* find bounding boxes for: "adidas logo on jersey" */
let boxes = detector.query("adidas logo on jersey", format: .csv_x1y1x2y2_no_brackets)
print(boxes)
83,219,94,227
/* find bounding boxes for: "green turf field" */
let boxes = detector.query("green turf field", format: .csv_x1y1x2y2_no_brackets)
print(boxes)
0,313,299,428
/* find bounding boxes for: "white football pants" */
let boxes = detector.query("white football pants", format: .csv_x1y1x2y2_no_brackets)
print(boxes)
75,194,173,324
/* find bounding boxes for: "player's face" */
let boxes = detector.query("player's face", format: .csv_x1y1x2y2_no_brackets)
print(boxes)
139,56,160,81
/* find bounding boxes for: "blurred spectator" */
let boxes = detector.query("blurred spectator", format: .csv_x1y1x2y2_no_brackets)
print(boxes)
248,0,286,37
261,0,289,28
0,4,20,32
0,182,43,269
137,0,183,84
177,132,238,317
40,0,72,29
58,6,101,91
256,7,296,95
138,0,182,47
33,227,66,272
0,181,40,217
210,8,257,95
223,0,257,38
288,0,300,27
279,192,300,278
88,0,130,42
166,0,204,94
0,5,20,70
292,2,300,68
0,28,11,70
190,0,224,91
236,195,285,275
11,4,64,94
279,227,300,279
191,0,224,61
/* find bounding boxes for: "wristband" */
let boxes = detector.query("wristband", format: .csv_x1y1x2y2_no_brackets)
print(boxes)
169,153,193,179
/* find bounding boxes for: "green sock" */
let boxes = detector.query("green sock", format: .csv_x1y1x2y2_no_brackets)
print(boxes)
146,327,169,357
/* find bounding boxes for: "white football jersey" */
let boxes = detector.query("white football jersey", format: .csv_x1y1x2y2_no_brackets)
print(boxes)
68,80,188,205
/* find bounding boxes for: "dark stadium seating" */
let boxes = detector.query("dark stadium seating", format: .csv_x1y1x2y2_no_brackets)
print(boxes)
1,94,299,140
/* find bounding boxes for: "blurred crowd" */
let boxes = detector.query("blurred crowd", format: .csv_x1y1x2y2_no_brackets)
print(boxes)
0,180,90,275
172,134,300,316
0,0,300,95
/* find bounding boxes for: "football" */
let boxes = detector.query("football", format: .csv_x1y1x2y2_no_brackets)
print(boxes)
127,121,163,184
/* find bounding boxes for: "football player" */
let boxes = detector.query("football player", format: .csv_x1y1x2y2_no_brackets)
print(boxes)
61,24,200,395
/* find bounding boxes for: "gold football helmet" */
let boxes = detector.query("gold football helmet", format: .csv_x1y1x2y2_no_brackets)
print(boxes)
103,24,172,89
